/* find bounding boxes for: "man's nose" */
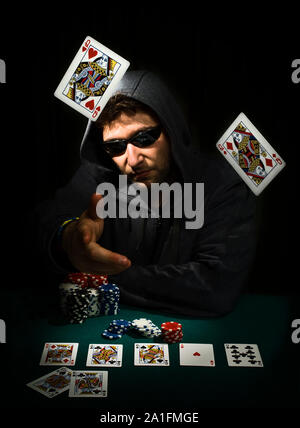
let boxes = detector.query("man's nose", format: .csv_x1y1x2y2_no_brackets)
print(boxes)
126,143,144,168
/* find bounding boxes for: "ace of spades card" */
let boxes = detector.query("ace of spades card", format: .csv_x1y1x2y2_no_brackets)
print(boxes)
216,113,285,195
54,36,130,121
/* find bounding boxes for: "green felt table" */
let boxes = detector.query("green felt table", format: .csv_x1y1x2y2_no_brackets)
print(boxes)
0,288,299,410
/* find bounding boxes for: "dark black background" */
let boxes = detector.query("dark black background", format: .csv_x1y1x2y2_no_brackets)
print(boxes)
0,8,299,295
0,7,299,416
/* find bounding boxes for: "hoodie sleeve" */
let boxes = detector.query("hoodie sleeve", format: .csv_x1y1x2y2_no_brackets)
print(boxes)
110,179,257,318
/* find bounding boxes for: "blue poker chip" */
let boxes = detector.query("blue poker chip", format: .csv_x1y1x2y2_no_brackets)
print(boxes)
102,319,132,337
101,329,122,339
111,319,132,327
111,320,131,331
101,283,119,292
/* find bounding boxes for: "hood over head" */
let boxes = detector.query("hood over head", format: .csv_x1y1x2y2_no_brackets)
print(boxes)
80,70,198,182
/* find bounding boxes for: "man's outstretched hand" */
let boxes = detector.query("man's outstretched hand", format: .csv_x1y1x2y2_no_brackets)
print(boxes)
61,193,131,275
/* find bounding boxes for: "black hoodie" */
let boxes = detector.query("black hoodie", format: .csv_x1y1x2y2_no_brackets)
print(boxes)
37,70,257,317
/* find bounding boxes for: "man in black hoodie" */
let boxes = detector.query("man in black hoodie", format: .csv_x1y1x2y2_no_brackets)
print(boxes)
37,70,257,317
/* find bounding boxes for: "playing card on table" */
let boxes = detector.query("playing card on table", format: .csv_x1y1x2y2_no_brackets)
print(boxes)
27,367,72,398
216,112,285,195
69,370,108,397
134,343,169,366
54,36,130,121
39,342,78,366
86,344,123,367
179,343,215,367
224,343,263,367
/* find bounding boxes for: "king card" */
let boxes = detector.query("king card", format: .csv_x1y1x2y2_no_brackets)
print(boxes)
54,36,130,121
86,344,123,367
134,343,170,366
224,343,263,367
27,367,72,398
40,342,78,366
216,112,285,195
69,370,108,397
179,343,215,367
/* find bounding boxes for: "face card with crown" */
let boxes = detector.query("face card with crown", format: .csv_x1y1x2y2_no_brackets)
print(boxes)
86,344,123,367
39,342,78,366
54,36,130,121
216,113,286,195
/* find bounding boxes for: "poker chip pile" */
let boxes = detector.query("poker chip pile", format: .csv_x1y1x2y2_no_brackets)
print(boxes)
61,286,90,324
131,318,161,338
102,319,132,340
59,273,120,324
99,283,120,316
101,318,183,343
161,321,183,343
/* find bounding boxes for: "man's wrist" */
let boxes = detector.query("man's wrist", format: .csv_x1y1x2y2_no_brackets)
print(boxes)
51,218,79,272
58,217,79,253
58,217,79,239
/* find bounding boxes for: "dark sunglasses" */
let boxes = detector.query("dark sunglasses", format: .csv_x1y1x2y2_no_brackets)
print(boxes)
102,126,162,156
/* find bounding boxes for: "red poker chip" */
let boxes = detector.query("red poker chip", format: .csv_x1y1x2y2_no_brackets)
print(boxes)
164,332,183,337
161,321,182,331
161,320,183,343
162,334,183,340
88,274,108,288
163,334,183,340
67,273,88,287
66,273,108,289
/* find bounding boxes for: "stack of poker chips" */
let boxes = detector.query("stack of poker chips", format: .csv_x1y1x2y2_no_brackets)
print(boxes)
99,283,120,315
131,318,162,339
60,285,90,324
102,319,132,339
161,321,183,343
59,273,116,323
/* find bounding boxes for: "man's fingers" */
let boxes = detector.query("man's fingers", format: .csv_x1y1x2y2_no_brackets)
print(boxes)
87,241,131,268
67,193,131,274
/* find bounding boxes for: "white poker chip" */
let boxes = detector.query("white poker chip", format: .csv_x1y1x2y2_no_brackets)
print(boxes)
131,318,161,337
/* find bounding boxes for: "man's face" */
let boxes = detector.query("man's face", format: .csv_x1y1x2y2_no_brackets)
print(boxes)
102,112,171,186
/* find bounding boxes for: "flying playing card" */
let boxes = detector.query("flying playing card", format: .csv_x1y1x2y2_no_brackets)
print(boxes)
27,367,72,398
69,370,108,397
86,344,123,367
179,343,215,367
54,36,130,121
39,342,78,366
224,343,263,367
134,343,169,366
216,112,285,195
